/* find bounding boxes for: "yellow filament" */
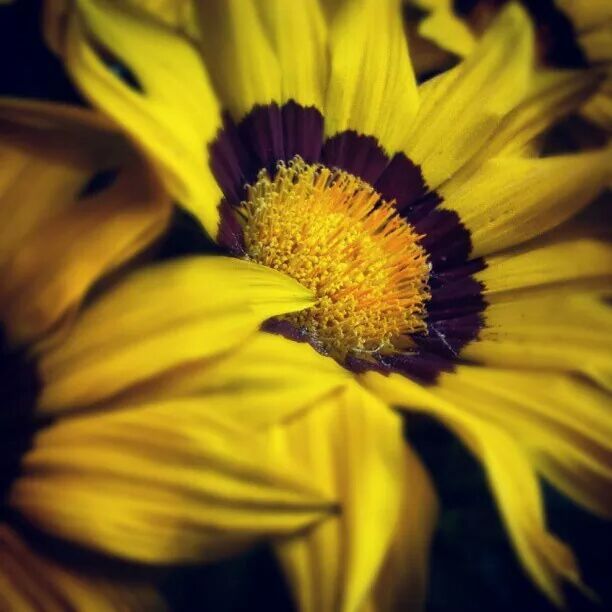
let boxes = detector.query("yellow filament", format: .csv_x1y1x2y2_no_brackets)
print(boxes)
239,157,431,361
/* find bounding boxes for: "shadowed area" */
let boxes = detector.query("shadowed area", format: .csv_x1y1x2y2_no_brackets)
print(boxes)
0,326,40,523
407,416,612,612
452,0,588,67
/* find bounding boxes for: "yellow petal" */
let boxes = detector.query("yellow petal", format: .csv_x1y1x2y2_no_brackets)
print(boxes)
0,99,170,345
363,372,583,606
324,0,420,153
405,4,536,188
0,525,165,611
196,0,281,120
477,235,612,296
66,0,223,235
10,398,334,564
272,384,406,612
451,69,602,175
579,24,612,64
462,291,612,390
582,74,612,130
37,257,313,415
370,442,438,612
44,0,199,53
557,0,612,32
123,0,198,34
116,331,351,429
440,149,612,257
404,6,458,78
416,0,476,57
255,0,328,110
433,366,612,518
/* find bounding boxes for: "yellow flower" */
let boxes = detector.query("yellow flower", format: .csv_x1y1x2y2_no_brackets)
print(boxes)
13,0,612,608
407,0,612,130
0,103,339,608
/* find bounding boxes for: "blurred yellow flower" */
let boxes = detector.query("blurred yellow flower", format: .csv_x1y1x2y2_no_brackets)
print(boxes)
407,0,612,130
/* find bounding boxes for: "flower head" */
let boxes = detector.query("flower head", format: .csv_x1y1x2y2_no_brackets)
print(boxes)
240,157,431,361
4,0,612,609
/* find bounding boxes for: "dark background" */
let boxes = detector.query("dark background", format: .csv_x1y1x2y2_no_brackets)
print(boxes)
1,1,610,610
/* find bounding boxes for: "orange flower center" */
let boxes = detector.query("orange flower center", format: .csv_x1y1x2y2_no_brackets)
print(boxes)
239,156,431,361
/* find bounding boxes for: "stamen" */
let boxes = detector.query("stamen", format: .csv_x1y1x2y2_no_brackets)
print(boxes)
239,156,431,362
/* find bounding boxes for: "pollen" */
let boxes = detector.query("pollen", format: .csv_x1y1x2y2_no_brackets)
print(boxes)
239,157,431,362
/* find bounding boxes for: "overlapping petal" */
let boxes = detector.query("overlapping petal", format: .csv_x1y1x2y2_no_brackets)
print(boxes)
114,331,351,429
36,256,313,415
325,0,420,153
10,398,335,564
477,234,612,295
432,366,612,518
369,441,438,612
0,525,165,611
440,149,611,256
450,69,602,171
412,0,476,57
64,0,223,234
195,0,328,117
195,0,281,120
462,291,612,390
256,0,328,110
363,372,585,606
408,0,612,132
270,384,410,612
0,100,170,346
405,4,537,188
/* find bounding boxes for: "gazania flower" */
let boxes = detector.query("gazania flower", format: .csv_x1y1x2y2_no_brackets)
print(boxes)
29,0,612,609
407,0,612,130
0,102,344,609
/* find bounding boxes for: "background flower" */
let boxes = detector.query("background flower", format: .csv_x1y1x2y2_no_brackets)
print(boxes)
405,0,612,132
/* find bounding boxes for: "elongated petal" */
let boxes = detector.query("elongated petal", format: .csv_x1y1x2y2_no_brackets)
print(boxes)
116,331,351,428
254,0,328,110
37,257,313,415
477,236,612,297
272,384,406,612
579,25,612,63
10,398,334,564
0,99,170,345
44,0,199,53
416,0,476,57
370,442,438,612
363,372,584,606
0,525,165,611
582,75,612,130
123,0,198,34
66,0,223,234
325,0,419,153
196,0,281,119
456,70,602,167
434,366,612,517
462,292,612,389
405,4,536,188
557,0,612,32
441,149,612,257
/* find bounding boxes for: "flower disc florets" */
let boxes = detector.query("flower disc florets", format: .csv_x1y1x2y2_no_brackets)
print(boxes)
239,156,431,362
